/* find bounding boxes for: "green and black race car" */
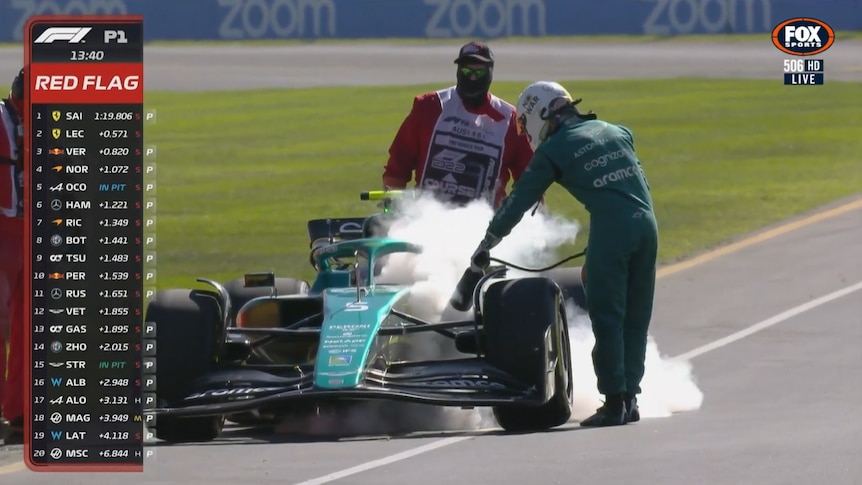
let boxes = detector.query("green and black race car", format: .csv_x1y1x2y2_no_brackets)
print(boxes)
144,191,586,443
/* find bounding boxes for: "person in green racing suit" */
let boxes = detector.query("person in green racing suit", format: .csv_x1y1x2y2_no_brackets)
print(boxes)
468,81,659,427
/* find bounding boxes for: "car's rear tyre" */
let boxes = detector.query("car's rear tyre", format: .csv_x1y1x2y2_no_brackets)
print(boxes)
482,278,573,432
542,266,587,312
147,288,225,442
223,277,309,322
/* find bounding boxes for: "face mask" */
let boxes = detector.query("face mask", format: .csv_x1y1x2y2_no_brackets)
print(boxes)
456,65,493,106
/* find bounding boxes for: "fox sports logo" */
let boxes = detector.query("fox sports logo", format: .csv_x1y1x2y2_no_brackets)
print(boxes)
771,18,835,56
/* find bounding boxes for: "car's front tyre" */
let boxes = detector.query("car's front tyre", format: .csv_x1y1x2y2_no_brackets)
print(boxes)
481,277,574,432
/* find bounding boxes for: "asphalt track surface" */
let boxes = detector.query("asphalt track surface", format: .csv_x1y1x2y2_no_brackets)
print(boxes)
1,41,861,484
0,39,861,88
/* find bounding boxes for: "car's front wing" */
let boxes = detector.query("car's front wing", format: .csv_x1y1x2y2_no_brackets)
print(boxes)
145,358,550,419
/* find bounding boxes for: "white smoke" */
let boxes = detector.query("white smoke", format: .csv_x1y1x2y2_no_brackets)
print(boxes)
564,303,705,420
377,194,579,321
271,193,703,437
378,192,704,424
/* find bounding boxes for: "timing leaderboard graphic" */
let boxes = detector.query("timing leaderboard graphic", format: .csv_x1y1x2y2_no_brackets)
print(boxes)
23,15,155,472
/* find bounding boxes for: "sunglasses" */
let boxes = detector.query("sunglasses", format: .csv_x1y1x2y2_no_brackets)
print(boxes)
460,66,488,78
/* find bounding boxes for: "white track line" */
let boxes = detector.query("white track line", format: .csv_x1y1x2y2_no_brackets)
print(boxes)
293,280,862,485
293,437,475,485
672,280,862,361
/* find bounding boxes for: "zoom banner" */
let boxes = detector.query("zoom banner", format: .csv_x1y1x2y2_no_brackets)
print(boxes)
1,0,860,42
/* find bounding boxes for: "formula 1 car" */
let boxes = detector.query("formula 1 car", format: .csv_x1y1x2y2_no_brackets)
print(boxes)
144,191,581,443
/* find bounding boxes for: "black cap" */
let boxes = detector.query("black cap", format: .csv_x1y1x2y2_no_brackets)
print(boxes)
454,41,494,65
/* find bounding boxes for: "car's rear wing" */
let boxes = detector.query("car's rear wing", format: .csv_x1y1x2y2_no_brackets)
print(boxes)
306,217,367,246
307,190,407,246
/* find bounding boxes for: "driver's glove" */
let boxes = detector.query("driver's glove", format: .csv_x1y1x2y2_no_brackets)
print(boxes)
470,233,500,273
470,246,490,273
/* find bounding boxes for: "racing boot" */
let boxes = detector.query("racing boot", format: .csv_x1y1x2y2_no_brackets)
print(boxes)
625,393,640,423
580,394,627,427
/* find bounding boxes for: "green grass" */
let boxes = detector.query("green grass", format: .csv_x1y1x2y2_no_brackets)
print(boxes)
144,78,862,290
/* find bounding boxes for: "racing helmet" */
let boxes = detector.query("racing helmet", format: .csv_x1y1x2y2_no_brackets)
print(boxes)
8,68,24,118
515,81,576,151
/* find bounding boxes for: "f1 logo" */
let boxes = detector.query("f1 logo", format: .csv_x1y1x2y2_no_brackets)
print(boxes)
33,27,92,44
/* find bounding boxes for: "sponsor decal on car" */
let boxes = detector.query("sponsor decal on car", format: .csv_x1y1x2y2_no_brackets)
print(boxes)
425,379,505,389
328,354,352,366
185,387,283,400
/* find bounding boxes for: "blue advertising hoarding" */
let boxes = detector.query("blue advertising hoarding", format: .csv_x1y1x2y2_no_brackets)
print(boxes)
0,0,859,42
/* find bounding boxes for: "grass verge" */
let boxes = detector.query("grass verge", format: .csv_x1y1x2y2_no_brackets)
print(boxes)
144,78,862,290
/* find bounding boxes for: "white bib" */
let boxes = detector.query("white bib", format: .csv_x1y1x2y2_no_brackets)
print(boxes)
419,87,513,205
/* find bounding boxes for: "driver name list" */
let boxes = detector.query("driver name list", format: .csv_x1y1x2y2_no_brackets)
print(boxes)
26,16,149,471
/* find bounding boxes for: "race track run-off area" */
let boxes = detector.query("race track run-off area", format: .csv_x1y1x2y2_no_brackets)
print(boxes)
0,41,861,484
